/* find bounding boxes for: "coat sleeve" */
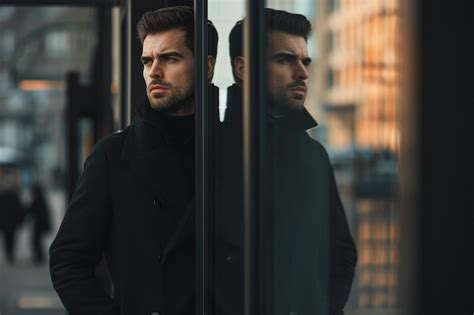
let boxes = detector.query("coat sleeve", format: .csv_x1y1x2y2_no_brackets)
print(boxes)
329,165,357,315
49,140,119,314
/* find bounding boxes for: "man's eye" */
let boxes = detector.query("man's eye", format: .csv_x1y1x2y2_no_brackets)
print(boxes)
142,59,151,65
164,57,178,63
277,58,291,64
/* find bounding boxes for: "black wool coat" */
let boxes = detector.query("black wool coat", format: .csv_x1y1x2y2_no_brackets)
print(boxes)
50,103,195,315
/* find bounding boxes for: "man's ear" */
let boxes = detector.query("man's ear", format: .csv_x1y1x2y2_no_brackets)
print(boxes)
208,56,216,81
233,56,245,82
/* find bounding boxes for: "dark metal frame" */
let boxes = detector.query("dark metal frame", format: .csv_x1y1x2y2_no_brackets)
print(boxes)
119,0,131,128
194,1,211,315
194,1,273,314
244,2,272,315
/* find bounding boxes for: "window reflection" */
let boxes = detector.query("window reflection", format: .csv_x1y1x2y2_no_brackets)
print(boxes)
213,5,358,314
267,0,402,313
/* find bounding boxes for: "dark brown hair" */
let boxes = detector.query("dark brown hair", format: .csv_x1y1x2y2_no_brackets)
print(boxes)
229,8,312,65
137,6,194,52
137,6,218,58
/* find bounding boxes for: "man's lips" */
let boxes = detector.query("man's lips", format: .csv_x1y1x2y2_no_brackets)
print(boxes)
149,84,169,93
289,86,307,95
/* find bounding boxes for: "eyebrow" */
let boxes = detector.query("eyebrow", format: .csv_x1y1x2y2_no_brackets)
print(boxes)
140,51,185,63
271,52,312,64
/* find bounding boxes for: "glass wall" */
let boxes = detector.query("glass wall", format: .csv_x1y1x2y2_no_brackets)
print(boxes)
0,2,407,314
264,0,402,314
0,6,97,314
207,1,246,314
206,0,403,314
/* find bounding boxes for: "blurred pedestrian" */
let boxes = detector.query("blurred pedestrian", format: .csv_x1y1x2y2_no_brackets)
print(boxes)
0,186,25,264
28,182,51,264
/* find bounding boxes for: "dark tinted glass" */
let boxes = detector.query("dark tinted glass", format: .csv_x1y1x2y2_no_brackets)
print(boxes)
265,1,402,314
208,1,246,314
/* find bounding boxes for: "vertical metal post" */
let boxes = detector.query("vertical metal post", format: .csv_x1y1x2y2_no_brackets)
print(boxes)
195,1,210,315
125,0,132,126
119,0,131,128
96,6,113,138
66,72,80,202
243,1,270,315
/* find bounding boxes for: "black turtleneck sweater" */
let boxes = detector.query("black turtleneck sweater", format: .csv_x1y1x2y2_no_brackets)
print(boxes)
141,101,195,224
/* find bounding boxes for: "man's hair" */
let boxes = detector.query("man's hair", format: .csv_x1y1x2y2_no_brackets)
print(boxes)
229,8,311,75
137,5,218,58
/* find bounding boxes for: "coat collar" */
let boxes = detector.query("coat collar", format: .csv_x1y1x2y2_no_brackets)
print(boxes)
224,84,318,131
120,114,153,161
120,100,194,161
270,107,318,131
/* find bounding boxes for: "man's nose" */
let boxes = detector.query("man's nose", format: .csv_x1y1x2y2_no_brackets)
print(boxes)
150,60,164,79
294,62,309,81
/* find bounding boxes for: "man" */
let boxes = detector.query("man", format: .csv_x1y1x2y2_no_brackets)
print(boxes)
215,8,357,315
50,6,217,315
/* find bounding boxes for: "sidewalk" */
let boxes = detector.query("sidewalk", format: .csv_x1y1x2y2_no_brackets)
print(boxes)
0,258,65,315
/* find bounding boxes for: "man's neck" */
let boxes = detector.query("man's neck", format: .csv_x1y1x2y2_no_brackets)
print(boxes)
164,103,195,116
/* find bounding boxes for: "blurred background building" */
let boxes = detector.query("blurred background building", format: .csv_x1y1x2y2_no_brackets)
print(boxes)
319,0,400,311
0,6,98,190
0,6,101,313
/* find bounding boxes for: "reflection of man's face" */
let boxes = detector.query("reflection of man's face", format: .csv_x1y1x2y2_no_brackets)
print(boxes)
267,31,311,113
141,29,194,115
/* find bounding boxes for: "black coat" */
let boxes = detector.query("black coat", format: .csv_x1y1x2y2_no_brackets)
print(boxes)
50,103,195,315
214,85,357,315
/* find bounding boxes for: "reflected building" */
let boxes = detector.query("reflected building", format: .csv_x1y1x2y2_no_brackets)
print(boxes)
318,0,399,151
314,0,401,311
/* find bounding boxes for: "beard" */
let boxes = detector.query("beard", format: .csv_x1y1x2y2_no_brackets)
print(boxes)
147,81,194,114
269,87,306,116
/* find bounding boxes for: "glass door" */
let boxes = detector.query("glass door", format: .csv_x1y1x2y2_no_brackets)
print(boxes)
198,0,410,315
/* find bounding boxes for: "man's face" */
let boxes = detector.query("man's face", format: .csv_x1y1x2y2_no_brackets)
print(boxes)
267,31,311,113
141,29,194,115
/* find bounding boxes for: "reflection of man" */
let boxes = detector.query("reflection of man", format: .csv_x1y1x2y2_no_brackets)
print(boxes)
216,8,357,315
50,6,216,314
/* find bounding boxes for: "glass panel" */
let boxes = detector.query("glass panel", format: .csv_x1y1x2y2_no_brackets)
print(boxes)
0,6,97,314
263,0,402,314
208,0,246,314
